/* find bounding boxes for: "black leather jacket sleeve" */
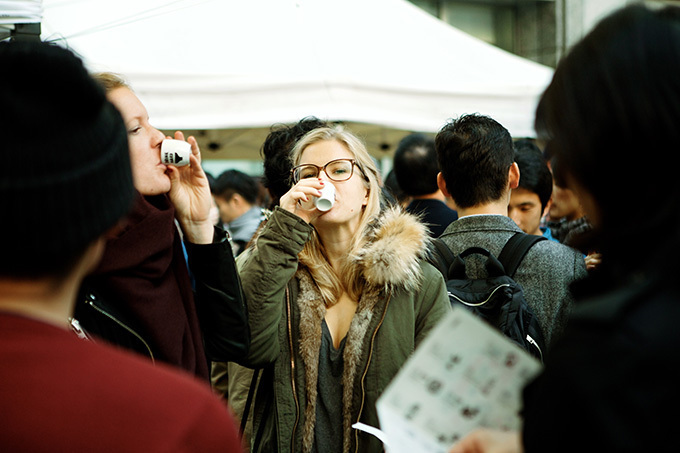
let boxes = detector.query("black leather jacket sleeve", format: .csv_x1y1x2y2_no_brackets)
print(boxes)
185,226,250,362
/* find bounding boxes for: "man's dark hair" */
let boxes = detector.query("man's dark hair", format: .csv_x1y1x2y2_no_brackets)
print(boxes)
383,168,408,206
205,172,217,193
435,113,514,208
392,133,438,196
213,169,259,205
514,139,553,211
260,116,329,207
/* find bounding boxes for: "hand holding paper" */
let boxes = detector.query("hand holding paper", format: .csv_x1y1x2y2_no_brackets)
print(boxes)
368,307,542,453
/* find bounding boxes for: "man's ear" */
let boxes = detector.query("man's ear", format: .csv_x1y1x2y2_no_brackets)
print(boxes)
508,162,520,190
228,193,242,207
437,172,451,197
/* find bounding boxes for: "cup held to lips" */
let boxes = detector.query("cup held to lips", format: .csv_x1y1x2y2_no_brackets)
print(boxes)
298,181,336,211
315,182,335,211
161,139,191,166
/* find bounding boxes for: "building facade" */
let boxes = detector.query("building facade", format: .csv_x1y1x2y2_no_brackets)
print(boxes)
408,0,677,67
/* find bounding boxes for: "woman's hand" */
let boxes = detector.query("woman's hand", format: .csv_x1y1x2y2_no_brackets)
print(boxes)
166,131,214,244
279,178,325,224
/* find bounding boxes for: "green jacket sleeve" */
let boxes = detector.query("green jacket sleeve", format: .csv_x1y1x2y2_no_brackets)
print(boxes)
239,207,313,367
413,260,451,347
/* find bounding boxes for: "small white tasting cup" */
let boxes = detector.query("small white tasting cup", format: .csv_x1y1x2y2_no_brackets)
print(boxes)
315,182,335,211
161,139,191,166
298,181,336,211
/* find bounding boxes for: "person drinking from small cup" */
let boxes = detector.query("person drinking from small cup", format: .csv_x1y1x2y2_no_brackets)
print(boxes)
72,72,249,380
237,125,449,453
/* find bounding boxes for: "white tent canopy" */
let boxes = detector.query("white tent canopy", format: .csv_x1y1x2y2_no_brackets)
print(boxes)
0,0,41,24
40,0,553,159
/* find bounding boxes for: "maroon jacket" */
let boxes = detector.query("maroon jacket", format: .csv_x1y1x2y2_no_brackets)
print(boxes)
0,313,241,452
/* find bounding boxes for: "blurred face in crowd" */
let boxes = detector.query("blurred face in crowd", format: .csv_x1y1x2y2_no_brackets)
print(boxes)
107,87,169,196
209,196,221,226
508,188,547,236
214,195,245,224
549,183,583,222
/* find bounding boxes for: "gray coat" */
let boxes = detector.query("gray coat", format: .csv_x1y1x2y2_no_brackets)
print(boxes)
439,215,587,348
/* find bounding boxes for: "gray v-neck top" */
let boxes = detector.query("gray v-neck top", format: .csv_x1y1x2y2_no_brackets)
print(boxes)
312,319,347,453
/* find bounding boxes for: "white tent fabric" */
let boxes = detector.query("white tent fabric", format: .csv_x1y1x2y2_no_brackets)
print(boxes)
40,0,553,142
0,0,42,24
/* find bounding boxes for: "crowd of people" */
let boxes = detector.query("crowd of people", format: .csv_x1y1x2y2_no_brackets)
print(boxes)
1,3,679,452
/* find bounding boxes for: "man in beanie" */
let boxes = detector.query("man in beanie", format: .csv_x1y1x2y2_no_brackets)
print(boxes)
0,41,241,451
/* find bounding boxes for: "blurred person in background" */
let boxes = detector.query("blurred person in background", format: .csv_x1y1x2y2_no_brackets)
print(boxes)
450,4,680,452
508,139,556,241
213,168,265,256
393,133,457,237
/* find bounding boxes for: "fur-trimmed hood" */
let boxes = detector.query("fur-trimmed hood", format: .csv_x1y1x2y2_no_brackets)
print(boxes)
253,205,432,293
349,205,432,294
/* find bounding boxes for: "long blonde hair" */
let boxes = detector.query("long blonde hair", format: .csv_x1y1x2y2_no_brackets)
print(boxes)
290,125,383,304
92,72,130,93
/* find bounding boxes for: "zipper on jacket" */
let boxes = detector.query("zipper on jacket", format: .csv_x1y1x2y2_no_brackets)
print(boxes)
69,317,91,341
286,288,300,452
526,334,544,362
354,294,391,453
85,299,155,364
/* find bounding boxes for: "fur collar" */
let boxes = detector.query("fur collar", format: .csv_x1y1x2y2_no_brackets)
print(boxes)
350,205,432,295
295,206,430,453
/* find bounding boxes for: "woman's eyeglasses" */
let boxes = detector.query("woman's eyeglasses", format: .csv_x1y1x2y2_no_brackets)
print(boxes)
290,158,363,184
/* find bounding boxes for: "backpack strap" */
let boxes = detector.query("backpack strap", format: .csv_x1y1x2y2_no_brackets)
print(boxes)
497,233,547,277
429,238,457,277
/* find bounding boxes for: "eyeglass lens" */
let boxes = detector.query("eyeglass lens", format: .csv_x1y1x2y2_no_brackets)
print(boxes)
294,159,354,183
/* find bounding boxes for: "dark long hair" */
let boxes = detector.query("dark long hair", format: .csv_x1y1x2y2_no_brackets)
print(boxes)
535,4,680,274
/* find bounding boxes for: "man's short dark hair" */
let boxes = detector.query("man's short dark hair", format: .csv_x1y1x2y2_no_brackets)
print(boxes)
514,139,553,211
213,169,259,205
435,113,514,208
392,133,439,196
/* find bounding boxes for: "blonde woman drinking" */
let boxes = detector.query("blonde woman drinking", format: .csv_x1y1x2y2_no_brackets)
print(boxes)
239,125,449,453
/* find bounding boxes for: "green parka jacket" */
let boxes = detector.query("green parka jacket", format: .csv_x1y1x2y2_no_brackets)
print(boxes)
239,206,449,453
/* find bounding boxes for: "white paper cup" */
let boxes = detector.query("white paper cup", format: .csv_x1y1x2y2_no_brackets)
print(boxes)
298,182,336,211
161,139,191,166
315,182,335,211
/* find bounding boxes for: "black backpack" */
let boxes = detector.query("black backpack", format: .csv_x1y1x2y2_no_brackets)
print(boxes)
429,233,547,361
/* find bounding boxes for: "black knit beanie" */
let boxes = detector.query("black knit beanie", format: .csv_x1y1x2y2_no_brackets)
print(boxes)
0,41,134,277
